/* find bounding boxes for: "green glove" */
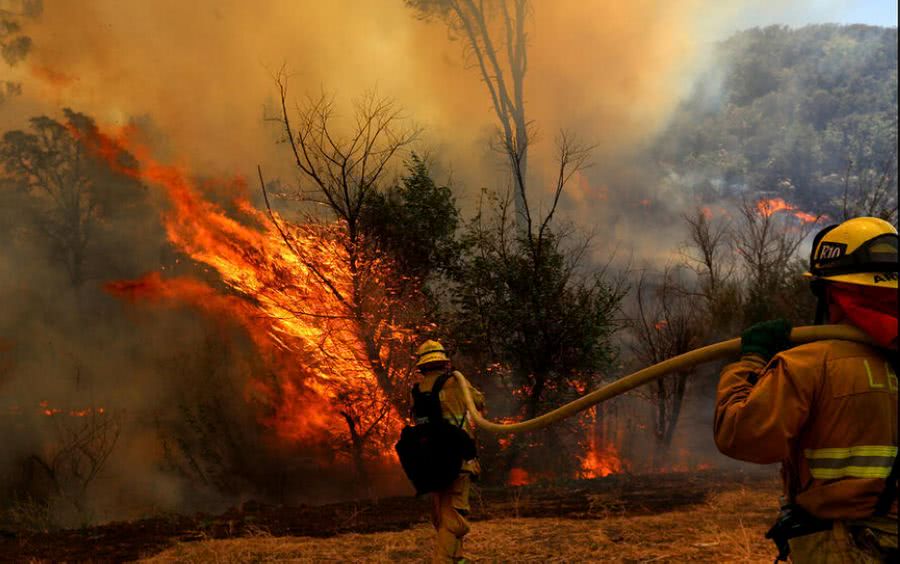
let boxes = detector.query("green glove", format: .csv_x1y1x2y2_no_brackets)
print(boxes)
741,319,793,361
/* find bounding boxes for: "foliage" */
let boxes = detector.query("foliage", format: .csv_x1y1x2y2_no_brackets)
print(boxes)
0,0,41,106
0,109,146,287
361,153,462,284
445,189,624,477
628,268,703,465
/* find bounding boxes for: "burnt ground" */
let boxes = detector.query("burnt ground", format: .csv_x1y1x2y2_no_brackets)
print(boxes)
0,469,778,563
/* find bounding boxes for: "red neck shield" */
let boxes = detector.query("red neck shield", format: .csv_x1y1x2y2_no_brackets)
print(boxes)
827,283,899,350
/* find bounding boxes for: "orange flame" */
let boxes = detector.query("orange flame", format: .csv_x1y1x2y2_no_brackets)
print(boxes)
29,64,77,88
755,198,822,224
580,441,624,478
31,401,105,417
74,124,409,453
508,467,532,486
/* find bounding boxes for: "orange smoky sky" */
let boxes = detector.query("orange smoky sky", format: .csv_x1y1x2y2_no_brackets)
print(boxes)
3,0,796,204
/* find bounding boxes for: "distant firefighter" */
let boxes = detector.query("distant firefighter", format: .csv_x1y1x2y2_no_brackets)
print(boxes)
396,339,485,564
714,217,898,563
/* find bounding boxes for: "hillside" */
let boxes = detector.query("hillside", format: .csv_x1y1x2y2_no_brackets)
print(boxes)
655,24,898,219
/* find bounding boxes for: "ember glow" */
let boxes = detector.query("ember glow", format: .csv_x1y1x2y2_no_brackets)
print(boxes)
80,126,410,454
508,467,532,487
3,401,107,417
42,406,106,417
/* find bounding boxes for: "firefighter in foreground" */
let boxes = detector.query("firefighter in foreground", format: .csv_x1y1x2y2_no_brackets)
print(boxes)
399,340,484,564
714,217,898,562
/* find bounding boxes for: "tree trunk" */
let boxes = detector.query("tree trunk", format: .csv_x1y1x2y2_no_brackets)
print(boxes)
340,412,370,496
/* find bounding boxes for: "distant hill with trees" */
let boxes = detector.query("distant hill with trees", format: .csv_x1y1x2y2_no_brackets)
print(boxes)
655,24,897,222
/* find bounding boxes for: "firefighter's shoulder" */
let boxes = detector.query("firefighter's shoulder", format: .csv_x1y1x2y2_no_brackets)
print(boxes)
443,370,471,389
771,339,893,390
774,339,880,364
447,370,484,397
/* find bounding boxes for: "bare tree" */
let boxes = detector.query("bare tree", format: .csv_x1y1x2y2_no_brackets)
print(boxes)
680,208,742,336
269,77,427,481
681,209,733,298
838,151,898,225
24,410,120,522
0,337,12,386
274,75,420,401
629,268,703,468
335,379,393,495
733,199,818,324
407,0,531,228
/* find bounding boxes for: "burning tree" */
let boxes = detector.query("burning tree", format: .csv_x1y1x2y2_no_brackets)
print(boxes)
405,1,626,481
275,80,422,404
52,119,428,496
272,80,470,483
734,198,819,325
446,135,625,480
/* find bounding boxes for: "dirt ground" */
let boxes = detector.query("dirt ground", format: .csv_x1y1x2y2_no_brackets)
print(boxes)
0,469,781,562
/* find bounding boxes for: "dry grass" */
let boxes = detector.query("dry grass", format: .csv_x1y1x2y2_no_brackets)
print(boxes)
143,485,779,563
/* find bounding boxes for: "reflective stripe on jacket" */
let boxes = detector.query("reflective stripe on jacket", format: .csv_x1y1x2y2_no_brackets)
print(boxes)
714,339,898,519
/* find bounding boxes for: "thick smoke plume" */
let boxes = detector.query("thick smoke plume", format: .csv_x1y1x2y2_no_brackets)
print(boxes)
5,1,773,191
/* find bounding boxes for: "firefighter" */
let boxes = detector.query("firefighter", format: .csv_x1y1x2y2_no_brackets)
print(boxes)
415,339,485,564
714,216,898,562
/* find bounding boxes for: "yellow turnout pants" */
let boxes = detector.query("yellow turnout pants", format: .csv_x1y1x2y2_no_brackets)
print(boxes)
431,473,471,563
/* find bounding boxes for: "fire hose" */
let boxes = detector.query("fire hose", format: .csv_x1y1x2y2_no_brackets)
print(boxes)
453,324,874,433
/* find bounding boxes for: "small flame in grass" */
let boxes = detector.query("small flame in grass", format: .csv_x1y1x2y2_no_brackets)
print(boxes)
655,448,715,473
580,442,623,478
29,401,106,417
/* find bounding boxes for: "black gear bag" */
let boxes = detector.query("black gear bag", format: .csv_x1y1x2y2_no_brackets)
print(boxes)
395,371,476,495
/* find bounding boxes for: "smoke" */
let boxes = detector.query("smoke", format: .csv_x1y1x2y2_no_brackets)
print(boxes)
4,1,817,195
0,0,866,524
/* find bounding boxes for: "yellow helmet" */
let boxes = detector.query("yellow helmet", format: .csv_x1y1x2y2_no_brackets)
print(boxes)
415,339,450,368
806,217,898,289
